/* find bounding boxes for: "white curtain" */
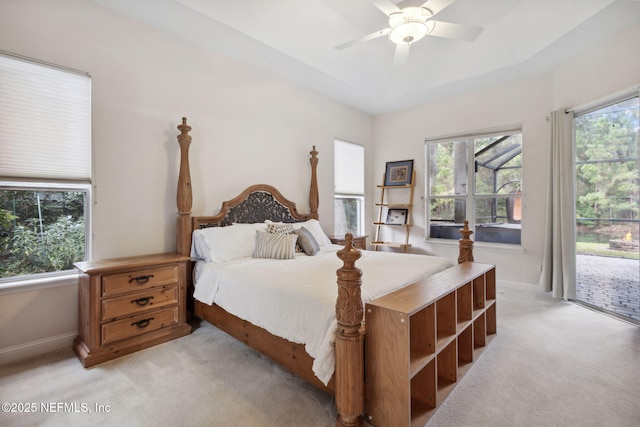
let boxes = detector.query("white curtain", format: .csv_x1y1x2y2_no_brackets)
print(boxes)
538,109,576,300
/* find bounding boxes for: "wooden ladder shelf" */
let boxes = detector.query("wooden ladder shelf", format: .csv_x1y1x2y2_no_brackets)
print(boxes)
371,170,415,253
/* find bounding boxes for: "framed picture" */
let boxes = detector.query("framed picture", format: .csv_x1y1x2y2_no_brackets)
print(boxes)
384,160,413,186
386,208,408,225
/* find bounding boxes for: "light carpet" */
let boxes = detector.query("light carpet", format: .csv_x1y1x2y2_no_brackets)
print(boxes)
1,283,639,427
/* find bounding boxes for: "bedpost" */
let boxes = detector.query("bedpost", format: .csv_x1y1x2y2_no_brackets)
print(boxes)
309,145,319,220
458,220,474,263
176,117,193,257
335,234,364,427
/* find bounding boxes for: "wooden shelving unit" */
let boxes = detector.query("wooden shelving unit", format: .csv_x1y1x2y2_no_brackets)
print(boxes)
371,170,415,253
364,262,497,427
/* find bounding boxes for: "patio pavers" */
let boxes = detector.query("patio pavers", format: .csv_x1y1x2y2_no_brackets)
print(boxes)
576,254,640,322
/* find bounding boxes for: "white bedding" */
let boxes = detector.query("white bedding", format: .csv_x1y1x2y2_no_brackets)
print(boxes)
193,245,452,385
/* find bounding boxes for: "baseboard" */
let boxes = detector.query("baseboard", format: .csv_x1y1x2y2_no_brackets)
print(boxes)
497,279,540,290
0,331,77,366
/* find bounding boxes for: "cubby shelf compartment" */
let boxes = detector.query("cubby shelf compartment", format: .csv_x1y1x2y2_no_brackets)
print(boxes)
409,304,436,375
410,359,437,427
436,292,456,348
457,324,474,373
436,340,458,398
365,262,496,427
456,282,473,331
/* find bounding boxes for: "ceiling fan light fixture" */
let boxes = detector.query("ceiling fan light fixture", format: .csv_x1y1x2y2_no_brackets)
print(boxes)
389,20,428,44
387,7,433,45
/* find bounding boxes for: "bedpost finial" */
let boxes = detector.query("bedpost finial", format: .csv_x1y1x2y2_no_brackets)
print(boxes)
458,220,474,264
337,233,362,268
178,117,191,136
309,145,319,220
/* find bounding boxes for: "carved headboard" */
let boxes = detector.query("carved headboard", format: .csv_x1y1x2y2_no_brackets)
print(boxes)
192,184,316,229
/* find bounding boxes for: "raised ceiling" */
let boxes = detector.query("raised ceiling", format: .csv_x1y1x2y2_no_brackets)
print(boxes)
89,0,640,114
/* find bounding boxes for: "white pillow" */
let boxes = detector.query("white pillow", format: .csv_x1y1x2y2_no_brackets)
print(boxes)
191,223,267,262
191,230,210,260
296,219,333,248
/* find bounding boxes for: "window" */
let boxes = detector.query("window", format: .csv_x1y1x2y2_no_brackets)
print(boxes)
574,94,639,321
334,140,364,237
426,129,522,245
0,52,91,282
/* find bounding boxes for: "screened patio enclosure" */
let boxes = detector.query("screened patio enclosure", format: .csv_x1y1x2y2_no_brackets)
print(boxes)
574,94,639,323
427,132,522,245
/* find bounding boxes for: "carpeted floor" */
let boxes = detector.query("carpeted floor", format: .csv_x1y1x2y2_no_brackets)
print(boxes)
1,283,639,427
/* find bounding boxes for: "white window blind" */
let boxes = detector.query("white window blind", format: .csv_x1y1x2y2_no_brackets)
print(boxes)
0,52,91,182
334,140,364,195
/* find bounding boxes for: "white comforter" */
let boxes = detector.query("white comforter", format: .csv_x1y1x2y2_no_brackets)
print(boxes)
193,245,452,385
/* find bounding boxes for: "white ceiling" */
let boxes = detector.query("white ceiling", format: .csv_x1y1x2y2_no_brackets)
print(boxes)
90,0,640,114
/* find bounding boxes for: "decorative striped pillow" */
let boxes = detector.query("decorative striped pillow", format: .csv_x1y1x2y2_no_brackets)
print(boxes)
253,231,297,260
267,221,305,252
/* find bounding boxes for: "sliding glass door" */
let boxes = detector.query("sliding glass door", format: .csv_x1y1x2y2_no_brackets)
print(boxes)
574,95,639,322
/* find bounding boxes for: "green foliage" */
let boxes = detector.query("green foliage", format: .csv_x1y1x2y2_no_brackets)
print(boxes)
0,209,17,269
575,101,639,222
3,216,85,277
0,190,85,279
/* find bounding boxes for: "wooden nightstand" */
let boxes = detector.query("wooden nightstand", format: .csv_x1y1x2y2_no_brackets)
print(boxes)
330,235,368,250
73,253,192,367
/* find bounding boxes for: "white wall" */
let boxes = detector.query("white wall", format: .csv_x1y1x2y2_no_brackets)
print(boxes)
0,0,373,363
372,22,640,287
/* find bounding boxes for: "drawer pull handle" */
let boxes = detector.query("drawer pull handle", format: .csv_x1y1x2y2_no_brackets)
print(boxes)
131,296,154,306
129,274,154,285
131,318,154,328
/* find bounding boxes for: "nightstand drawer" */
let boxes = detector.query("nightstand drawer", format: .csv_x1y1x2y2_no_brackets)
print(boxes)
102,265,179,297
101,306,179,346
101,285,179,321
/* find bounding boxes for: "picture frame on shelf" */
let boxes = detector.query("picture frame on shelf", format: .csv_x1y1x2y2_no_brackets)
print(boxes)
384,160,413,186
386,208,408,225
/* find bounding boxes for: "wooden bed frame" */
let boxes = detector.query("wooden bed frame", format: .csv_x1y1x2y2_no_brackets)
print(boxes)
175,117,477,427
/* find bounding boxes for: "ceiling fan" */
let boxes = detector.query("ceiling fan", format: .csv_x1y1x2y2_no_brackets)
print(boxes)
335,0,483,66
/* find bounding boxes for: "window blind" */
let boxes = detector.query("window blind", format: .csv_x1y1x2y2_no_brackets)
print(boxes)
334,140,364,195
0,52,91,182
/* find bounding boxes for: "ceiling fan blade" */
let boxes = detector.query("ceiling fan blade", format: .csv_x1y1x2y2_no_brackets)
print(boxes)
373,0,402,17
335,28,391,50
420,0,456,16
393,43,410,66
428,20,483,41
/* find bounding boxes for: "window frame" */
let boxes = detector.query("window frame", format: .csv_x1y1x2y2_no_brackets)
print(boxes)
425,126,524,248
334,140,365,237
334,194,365,236
0,180,92,289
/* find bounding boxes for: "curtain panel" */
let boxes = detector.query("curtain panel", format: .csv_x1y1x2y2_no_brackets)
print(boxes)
539,109,576,300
